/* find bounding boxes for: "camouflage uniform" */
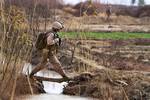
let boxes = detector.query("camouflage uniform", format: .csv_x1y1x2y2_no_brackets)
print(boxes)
106,6,112,21
30,32,66,77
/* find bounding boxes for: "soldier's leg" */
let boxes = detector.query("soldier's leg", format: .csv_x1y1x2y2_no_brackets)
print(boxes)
49,54,67,78
30,50,48,77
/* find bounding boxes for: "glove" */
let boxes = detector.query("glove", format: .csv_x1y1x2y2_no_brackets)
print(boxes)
54,38,61,46
58,38,61,46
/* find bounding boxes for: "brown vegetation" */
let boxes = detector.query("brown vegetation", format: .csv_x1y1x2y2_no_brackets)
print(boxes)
4,0,150,18
0,0,150,100
63,68,150,100
60,39,150,99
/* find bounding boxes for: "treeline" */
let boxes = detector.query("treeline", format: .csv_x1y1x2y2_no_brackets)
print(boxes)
3,0,150,18
72,1,150,17
4,0,64,18
4,0,103,17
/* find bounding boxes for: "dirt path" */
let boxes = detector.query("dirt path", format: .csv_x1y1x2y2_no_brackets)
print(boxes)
66,24,150,32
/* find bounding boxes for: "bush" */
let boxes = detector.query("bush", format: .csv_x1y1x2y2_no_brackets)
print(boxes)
0,6,32,60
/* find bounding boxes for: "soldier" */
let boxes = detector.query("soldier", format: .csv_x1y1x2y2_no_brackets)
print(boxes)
106,5,112,21
30,21,69,80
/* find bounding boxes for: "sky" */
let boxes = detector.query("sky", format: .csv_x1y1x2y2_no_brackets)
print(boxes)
64,0,150,5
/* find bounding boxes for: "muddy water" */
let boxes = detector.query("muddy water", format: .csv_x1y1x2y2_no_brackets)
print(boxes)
18,63,92,100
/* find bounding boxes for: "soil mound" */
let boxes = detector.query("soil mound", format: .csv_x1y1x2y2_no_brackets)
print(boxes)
63,69,150,100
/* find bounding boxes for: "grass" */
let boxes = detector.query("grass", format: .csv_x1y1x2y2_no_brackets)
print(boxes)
60,32,150,40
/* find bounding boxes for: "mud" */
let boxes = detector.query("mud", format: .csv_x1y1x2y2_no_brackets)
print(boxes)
0,74,45,100
60,39,150,72
15,74,46,96
63,69,150,100
61,39,150,99
13,39,150,100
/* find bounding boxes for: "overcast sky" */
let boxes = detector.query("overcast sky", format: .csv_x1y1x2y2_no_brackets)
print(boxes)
64,0,150,5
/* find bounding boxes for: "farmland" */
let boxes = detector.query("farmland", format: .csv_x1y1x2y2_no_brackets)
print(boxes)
0,0,150,100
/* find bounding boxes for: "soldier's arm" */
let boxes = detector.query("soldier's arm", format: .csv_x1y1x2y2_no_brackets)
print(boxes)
47,33,59,45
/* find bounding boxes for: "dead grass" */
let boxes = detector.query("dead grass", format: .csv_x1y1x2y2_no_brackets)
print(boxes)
64,67,150,99
0,1,150,100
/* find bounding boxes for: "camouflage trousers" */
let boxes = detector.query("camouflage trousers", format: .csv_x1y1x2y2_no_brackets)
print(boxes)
31,47,60,64
30,48,62,76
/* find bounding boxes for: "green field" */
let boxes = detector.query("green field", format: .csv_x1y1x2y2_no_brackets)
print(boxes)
60,32,150,39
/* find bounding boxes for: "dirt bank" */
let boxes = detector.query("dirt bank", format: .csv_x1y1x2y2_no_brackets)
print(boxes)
0,74,45,100
63,69,150,100
15,74,45,96
4,69,150,100
60,39,150,99
8,39,149,100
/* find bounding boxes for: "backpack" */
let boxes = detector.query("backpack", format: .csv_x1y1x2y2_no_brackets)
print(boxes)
35,32,61,50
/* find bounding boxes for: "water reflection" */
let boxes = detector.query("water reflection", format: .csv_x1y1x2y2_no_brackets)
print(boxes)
37,70,68,94
20,63,93,100
23,63,67,94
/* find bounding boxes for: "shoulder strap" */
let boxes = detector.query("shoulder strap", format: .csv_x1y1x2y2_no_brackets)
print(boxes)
53,32,59,39
46,31,59,39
